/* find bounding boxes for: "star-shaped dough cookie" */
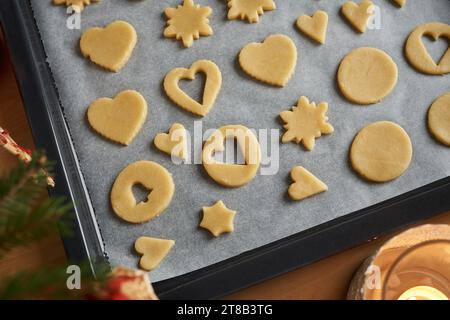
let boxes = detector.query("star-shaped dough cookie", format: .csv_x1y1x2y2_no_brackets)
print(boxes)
200,201,236,237
227,0,276,23
164,0,213,48
280,96,334,151
53,0,100,11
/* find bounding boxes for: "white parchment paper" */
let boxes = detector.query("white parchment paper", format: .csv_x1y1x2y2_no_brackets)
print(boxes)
30,0,450,281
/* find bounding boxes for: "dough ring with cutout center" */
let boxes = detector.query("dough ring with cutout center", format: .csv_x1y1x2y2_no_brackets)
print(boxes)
350,121,412,182
111,161,174,223
405,22,450,75
338,47,398,105
202,125,261,188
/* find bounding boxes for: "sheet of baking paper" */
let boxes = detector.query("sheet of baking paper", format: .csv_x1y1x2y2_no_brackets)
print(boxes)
30,0,450,281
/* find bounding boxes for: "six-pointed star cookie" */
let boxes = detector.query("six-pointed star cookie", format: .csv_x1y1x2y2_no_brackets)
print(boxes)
200,201,237,237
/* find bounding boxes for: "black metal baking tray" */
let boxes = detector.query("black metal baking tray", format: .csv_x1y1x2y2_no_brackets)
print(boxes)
1,0,449,299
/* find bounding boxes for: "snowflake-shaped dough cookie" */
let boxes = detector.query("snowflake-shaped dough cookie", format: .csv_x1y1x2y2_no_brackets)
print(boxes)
280,96,334,151
164,0,213,48
227,0,276,23
53,0,100,11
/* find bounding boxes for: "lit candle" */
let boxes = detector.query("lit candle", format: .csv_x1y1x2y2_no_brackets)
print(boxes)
398,286,449,300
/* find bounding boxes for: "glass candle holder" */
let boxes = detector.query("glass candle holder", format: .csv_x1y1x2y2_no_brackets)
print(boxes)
348,224,450,300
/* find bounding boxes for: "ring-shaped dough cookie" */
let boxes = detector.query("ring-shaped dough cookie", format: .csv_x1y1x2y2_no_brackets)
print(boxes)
202,125,261,188
338,47,398,105
405,22,450,75
111,161,174,223
350,121,412,182
428,93,450,146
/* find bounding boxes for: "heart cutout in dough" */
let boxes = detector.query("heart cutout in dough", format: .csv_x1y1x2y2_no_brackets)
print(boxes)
341,0,374,33
135,236,175,271
80,20,137,72
164,60,222,117
154,123,188,160
296,10,329,44
87,90,147,145
239,34,297,87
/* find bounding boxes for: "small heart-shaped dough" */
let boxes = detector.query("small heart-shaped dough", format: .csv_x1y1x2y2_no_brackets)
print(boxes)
288,166,328,201
80,20,137,72
154,123,188,160
341,0,374,33
87,90,147,145
135,236,175,271
296,10,329,44
239,34,297,87
164,60,222,117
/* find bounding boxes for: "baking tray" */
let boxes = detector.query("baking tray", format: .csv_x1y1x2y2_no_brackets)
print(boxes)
1,0,450,299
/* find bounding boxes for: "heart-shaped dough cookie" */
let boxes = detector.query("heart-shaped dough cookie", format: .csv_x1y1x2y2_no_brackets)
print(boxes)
288,166,328,201
405,22,450,75
87,90,147,145
341,0,374,33
239,34,297,87
296,10,329,45
164,60,222,117
154,123,188,160
135,236,175,271
80,20,137,72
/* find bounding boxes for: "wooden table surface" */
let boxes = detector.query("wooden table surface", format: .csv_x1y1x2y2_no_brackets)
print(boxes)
0,35,449,300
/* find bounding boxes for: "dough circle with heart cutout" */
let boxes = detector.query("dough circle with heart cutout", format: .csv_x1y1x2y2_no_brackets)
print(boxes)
111,161,174,223
405,22,450,75
202,125,261,188
338,47,398,105
350,121,412,182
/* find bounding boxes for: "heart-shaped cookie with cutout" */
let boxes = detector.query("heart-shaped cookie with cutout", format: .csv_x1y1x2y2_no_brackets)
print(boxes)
80,20,137,72
135,236,175,271
164,60,222,117
341,0,374,33
239,34,297,87
296,10,329,44
406,22,450,75
154,123,188,160
87,90,147,145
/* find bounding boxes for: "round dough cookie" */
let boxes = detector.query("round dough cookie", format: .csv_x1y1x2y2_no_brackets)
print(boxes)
338,47,398,105
405,22,450,75
428,93,450,146
350,121,412,182
111,161,174,223
202,125,261,188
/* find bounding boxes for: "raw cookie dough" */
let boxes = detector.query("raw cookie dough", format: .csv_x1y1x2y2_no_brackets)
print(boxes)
227,0,276,23
338,47,398,105
405,22,450,75
202,125,261,188
111,161,175,223
280,96,334,151
154,123,188,160
428,92,450,146
288,166,328,201
239,34,297,87
164,60,222,117
200,201,236,237
87,90,147,145
135,237,175,271
350,121,413,182
341,0,374,33
392,0,407,8
164,0,213,48
296,10,328,45
54,0,100,11
80,20,136,72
